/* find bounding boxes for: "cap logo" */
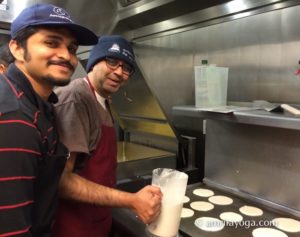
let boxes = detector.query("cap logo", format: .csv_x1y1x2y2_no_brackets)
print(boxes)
53,7,70,17
108,43,120,53
50,6,72,22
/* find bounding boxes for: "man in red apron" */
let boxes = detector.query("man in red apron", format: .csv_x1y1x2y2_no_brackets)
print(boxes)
52,35,162,237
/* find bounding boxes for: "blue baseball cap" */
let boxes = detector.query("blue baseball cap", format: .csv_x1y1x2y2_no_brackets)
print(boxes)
86,35,136,73
11,3,98,46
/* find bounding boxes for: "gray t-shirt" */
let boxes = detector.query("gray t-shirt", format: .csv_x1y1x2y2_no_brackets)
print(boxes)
54,78,113,156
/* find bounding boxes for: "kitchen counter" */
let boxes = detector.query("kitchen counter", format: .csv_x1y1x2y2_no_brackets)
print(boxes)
173,105,300,130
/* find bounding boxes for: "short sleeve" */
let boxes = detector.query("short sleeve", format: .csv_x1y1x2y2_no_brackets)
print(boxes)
55,100,90,154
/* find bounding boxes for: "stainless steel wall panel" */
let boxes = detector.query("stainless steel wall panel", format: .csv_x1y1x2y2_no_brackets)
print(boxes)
135,35,195,119
111,64,176,142
134,4,300,125
205,120,300,214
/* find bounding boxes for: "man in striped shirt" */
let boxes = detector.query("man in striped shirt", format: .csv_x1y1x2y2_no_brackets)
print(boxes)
0,3,97,236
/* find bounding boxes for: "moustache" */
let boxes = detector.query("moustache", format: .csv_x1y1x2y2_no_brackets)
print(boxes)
48,60,75,72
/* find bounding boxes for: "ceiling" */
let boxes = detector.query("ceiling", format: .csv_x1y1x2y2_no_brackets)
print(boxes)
0,0,233,46
0,0,292,46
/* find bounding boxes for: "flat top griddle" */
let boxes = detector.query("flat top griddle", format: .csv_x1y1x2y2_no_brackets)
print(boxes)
179,183,300,237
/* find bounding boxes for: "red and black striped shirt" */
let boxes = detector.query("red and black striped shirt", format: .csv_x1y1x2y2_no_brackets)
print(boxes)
0,64,68,236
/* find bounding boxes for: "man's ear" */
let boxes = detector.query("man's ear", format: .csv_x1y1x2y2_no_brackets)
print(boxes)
0,64,6,73
9,40,25,61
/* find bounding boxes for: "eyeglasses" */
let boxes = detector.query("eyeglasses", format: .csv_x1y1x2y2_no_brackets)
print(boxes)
105,57,134,76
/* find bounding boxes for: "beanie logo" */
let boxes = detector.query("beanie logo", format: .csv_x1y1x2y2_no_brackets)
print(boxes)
122,49,134,60
108,44,120,53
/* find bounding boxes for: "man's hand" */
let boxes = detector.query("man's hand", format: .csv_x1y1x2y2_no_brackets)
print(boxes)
131,185,163,224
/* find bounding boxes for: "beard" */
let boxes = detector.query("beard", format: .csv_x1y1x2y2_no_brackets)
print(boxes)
43,61,75,87
41,74,71,87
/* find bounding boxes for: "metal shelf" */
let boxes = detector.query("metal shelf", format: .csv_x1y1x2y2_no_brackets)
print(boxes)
172,105,300,130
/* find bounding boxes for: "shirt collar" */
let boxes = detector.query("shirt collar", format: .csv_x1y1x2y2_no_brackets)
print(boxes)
83,77,107,110
95,92,107,110
6,63,58,105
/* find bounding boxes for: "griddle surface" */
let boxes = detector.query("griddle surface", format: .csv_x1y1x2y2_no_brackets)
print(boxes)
179,183,300,237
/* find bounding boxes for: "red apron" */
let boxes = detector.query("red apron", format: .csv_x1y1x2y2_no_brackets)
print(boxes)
52,78,117,237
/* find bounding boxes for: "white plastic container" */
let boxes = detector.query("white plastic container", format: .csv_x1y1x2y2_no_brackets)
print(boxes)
194,65,229,108
146,168,188,237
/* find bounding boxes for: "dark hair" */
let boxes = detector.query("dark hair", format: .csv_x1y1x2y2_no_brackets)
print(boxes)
13,25,77,49
0,43,14,66
13,25,68,61
13,26,40,49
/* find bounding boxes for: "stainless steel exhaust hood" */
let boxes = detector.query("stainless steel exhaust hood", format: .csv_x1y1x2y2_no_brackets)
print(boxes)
0,0,117,35
113,0,232,35
0,0,233,40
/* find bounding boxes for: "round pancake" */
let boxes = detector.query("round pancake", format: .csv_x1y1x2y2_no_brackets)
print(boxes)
252,227,288,237
239,205,263,217
272,217,300,233
220,211,243,222
208,195,233,205
190,201,214,211
181,208,194,218
183,196,190,203
193,188,214,197
195,217,225,232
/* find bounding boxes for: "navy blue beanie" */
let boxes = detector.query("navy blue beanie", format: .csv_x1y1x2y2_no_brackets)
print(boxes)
86,35,136,73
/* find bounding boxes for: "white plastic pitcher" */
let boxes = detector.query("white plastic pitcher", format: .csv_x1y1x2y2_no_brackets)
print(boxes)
146,168,188,237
